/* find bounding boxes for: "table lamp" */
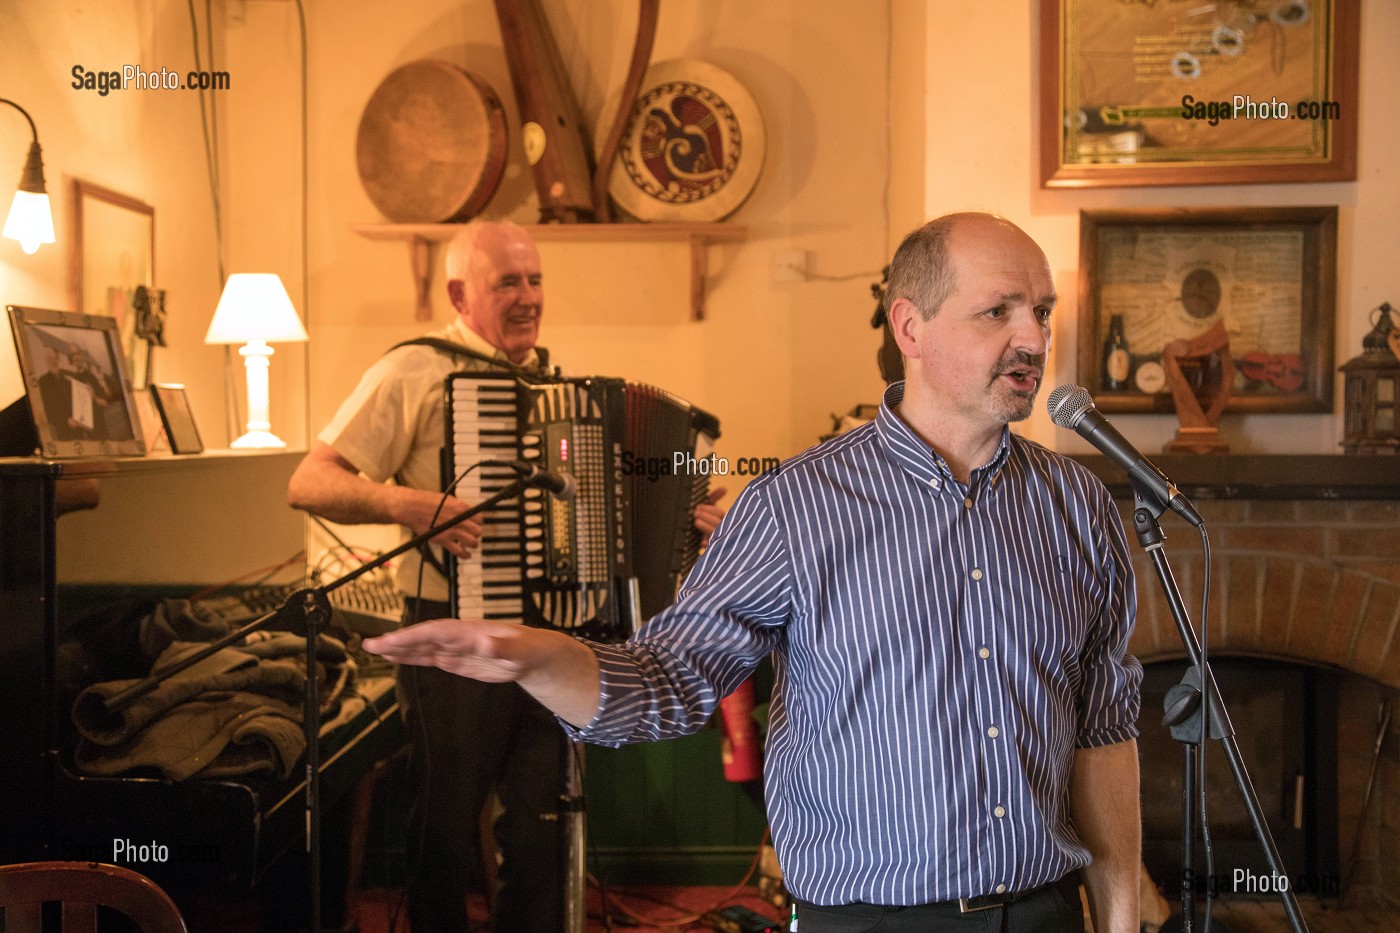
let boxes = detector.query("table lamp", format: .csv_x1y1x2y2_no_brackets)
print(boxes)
204,273,308,448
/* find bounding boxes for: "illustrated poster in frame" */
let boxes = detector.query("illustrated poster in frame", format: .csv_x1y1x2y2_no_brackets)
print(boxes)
1041,0,1359,187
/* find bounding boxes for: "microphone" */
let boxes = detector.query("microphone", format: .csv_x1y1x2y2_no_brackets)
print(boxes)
508,460,577,501
1047,384,1203,527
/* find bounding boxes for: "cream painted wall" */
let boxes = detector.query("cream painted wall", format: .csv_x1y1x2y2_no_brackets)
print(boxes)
5,0,1390,496
0,0,275,450
919,0,1399,456
222,0,895,493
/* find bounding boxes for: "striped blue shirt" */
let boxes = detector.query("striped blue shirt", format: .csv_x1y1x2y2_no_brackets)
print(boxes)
571,381,1141,906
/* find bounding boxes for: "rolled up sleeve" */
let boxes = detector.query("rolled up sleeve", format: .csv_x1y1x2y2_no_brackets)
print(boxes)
565,475,793,746
1076,489,1143,748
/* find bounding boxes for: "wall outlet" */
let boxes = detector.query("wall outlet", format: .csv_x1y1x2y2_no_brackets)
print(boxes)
772,249,808,283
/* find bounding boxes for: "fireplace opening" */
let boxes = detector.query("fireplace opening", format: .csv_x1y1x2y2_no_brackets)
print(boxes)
1138,657,1340,900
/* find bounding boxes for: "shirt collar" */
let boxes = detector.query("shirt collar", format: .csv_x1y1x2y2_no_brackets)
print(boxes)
445,317,540,370
876,381,1014,491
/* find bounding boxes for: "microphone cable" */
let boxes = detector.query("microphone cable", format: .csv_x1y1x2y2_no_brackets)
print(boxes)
1198,523,1216,933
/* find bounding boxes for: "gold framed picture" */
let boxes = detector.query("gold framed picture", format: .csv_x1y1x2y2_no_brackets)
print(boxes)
1041,0,1359,187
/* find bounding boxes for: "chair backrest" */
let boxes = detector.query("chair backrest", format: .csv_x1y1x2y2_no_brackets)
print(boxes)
0,861,188,933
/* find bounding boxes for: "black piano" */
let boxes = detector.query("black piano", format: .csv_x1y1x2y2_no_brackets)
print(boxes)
0,452,406,927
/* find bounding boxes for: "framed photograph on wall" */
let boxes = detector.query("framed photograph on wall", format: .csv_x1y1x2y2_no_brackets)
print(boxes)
6,305,148,458
149,383,204,455
1077,207,1337,414
1040,0,1359,187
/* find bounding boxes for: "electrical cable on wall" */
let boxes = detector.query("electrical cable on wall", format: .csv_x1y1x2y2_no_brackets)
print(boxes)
185,0,240,443
296,0,311,448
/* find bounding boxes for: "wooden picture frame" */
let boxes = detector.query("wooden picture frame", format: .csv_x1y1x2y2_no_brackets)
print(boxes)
1077,207,1336,414
1040,0,1359,187
149,383,204,455
70,180,159,387
6,305,148,457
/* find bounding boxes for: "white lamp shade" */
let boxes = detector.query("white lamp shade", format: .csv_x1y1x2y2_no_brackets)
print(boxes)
3,189,55,254
205,273,308,345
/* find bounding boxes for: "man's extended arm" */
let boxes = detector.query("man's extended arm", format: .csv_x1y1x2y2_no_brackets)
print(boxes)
287,442,481,557
1069,739,1141,933
364,618,601,726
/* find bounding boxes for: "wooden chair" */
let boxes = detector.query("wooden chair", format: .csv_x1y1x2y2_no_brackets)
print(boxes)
0,861,188,933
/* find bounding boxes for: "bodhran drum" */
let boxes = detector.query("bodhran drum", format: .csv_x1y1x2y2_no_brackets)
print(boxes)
598,59,765,223
356,60,507,223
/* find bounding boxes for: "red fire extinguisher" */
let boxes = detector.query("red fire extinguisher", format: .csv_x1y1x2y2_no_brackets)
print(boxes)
719,677,762,783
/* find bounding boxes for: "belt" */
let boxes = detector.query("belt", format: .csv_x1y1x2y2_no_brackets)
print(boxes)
797,873,1078,921
958,874,1079,913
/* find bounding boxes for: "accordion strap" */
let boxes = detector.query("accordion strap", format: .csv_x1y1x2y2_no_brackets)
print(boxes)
389,336,552,380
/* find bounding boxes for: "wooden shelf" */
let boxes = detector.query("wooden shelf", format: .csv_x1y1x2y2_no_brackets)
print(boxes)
1070,453,1400,500
351,222,746,322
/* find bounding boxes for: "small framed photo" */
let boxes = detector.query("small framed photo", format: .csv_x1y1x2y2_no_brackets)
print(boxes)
7,305,147,458
149,383,204,454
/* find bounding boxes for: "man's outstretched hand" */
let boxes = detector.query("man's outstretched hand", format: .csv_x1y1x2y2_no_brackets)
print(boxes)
363,618,602,727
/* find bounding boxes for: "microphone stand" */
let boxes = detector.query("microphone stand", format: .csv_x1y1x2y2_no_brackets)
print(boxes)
104,472,541,933
1125,477,1307,933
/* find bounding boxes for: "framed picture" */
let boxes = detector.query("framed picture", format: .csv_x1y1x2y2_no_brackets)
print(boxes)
70,180,162,387
1077,207,1336,414
7,305,148,457
149,383,204,454
1040,0,1359,187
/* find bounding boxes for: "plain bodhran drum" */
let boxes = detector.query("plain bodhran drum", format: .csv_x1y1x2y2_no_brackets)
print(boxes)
597,59,765,223
356,60,508,223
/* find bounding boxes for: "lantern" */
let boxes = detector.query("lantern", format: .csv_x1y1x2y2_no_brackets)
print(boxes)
1339,302,1400,454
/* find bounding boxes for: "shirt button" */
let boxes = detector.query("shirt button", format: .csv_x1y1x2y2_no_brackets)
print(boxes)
987,726,1000,738
978,647,990,659
993,806,1006,818
971,568,984,581
964,497,973,509
928,477,940,489
995,883,1007,894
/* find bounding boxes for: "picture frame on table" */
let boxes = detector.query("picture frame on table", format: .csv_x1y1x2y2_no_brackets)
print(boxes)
1040,0,1359,187
1077,207,1337,414
7,305,148,458
149,383,204,455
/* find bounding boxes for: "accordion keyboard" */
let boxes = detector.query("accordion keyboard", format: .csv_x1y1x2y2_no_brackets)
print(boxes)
447,377,527,622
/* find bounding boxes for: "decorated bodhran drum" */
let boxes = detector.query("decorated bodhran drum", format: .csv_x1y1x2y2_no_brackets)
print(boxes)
598,59,765,223
356,60,507,223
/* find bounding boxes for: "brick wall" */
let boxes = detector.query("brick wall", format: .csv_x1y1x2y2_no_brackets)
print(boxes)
1118,496,1400,907
1123,499,1400,684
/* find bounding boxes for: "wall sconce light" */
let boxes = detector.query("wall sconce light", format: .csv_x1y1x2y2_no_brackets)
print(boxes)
204,273,308,448
1,99,56,254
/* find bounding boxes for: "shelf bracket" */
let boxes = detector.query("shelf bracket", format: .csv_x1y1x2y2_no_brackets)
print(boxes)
409,236,437,322
689,236,708,322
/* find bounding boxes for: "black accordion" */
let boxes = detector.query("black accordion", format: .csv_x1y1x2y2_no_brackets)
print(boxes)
443,372,721,641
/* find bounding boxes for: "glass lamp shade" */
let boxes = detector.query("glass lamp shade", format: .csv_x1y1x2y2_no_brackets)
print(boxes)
3,189,55,254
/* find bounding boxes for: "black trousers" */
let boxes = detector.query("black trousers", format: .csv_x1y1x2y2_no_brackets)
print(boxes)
794,874,1085,933
400,598,568,933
